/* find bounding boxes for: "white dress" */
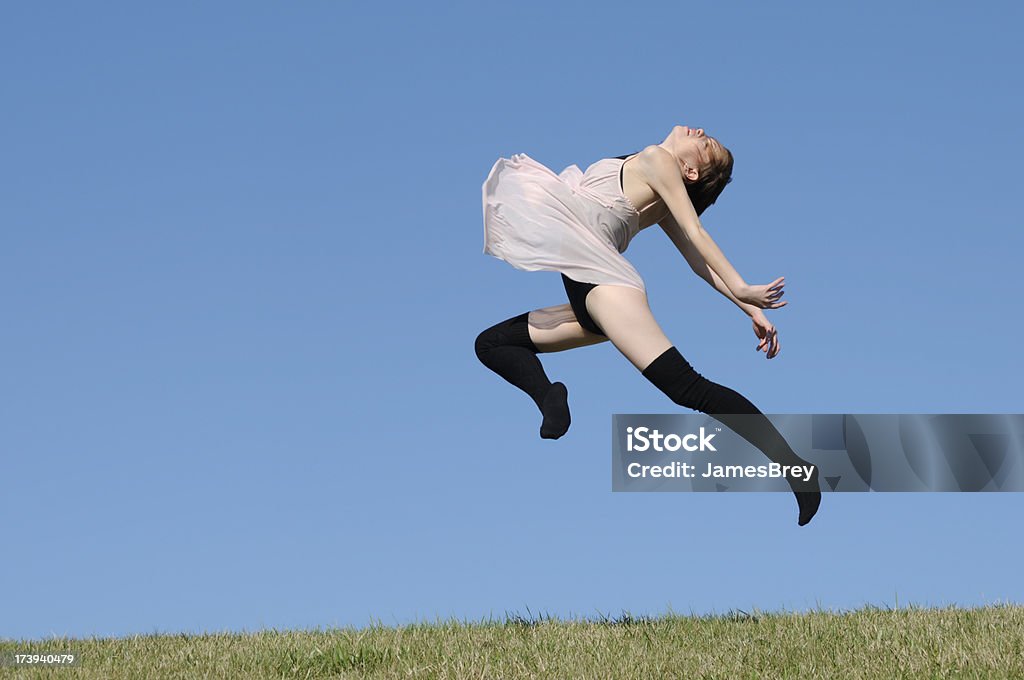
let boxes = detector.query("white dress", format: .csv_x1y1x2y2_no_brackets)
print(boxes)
481,152,646,292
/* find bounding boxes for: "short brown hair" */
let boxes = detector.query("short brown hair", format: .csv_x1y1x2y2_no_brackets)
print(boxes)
688,144,734,216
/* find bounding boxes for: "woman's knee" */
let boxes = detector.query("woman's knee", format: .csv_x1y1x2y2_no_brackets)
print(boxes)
475,312,534,362
640,346,708,409
641,346,757,414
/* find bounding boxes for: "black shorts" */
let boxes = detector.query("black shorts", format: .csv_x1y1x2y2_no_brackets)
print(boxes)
561,273,605,336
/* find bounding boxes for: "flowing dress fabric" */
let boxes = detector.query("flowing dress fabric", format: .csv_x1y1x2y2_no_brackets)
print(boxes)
481,153,645,291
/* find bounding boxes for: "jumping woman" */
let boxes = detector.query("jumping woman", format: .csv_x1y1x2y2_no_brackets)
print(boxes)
475,125,821,526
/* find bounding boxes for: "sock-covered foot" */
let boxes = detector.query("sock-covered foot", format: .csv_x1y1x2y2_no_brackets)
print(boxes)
788,464,821,526
539,382,571,439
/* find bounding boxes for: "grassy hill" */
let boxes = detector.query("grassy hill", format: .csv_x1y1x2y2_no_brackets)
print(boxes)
2,604,1022,678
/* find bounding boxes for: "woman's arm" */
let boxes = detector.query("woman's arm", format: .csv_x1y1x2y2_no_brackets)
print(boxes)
639,146,786,309
637,146,751,299
660,212,785,359
659,212,759,317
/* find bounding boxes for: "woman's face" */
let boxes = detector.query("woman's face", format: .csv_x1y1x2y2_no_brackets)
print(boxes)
671,125,725,181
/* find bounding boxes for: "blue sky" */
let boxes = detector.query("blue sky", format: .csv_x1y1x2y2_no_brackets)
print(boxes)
2,2,1022,640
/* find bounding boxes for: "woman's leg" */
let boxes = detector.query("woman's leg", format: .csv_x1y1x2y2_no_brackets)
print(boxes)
526,302,609,352
584,285,821,526
475,304,607,439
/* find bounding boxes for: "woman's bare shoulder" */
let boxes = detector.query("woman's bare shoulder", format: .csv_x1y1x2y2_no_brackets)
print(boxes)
620,146,676,228
633,144,677,170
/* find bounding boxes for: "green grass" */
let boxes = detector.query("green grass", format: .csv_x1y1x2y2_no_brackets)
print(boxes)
3,604,1023,679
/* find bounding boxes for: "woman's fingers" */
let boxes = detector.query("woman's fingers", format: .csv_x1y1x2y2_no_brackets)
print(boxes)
768,329,781,359
753,321,767,352
752,314,781,357
763,325,776,356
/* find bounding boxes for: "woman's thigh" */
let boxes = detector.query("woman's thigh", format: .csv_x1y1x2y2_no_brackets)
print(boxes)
526,303,609,353
584,285,673,371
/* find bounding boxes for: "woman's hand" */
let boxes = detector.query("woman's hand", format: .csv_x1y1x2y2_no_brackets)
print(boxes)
750,310,781,359
739,277,787,309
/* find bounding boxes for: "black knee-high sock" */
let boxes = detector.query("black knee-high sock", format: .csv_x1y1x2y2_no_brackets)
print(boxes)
641,346,820,526
475,312,571,439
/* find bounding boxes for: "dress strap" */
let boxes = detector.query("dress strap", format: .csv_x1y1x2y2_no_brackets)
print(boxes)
613,151,642,197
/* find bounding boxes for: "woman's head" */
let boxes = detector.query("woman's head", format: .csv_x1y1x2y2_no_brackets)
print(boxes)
671,125,734,216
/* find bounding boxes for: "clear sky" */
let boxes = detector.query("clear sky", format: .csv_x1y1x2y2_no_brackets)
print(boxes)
2,1,1022,640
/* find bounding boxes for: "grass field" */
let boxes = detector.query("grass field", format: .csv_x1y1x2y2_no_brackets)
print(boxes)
2,604,1023,679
